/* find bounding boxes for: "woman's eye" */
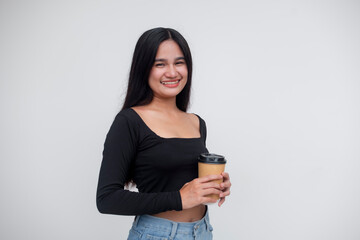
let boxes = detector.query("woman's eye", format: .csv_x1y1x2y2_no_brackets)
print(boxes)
175,61,185,65
155,63,165,67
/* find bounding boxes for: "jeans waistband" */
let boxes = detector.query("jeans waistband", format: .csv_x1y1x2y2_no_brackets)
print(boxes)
133,207,211,238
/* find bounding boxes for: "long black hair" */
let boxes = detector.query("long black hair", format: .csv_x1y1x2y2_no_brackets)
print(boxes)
122,27,193,112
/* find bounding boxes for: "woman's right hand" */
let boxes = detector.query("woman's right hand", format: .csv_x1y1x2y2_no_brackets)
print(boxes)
179,175,223,209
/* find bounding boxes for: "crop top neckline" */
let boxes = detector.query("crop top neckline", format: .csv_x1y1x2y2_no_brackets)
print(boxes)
128,107,203,140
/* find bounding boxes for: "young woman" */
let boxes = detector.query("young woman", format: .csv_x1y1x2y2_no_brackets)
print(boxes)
96,27,231,240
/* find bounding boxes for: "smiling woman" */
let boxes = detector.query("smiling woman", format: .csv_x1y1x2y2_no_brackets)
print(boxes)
122,28,193,112
96,27,231,240
148,40,188,99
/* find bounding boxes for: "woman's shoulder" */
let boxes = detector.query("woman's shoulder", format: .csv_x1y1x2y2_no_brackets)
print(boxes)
187,112,199,121
185,112,201,129
113,108,140,126
186,112,207,137
186,112,207,141
187,112,206,125
117,107,137,117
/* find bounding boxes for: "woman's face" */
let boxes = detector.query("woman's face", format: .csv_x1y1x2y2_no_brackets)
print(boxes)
148,40,188,100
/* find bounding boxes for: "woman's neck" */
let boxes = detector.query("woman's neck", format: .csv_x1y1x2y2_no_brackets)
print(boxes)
147,96,181,113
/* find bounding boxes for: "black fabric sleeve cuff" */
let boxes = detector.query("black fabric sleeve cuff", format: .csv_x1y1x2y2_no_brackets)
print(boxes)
172,190,183,211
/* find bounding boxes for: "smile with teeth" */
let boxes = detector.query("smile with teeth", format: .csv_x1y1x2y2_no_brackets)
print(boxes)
160,80,180,85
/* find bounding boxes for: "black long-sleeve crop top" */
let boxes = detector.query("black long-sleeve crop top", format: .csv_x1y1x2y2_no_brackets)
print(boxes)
96,108,208,216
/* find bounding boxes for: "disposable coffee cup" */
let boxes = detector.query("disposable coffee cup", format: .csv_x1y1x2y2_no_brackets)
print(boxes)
198,153,226,201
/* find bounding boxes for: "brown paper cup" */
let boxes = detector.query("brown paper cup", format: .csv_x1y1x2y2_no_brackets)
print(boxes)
198,153,226,201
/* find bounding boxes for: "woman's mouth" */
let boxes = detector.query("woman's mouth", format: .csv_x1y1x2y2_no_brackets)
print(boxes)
160,80,180,85
160,79,181,87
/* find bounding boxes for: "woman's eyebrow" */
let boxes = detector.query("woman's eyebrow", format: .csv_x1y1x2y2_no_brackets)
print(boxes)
154,58,166,62
154,56,185,62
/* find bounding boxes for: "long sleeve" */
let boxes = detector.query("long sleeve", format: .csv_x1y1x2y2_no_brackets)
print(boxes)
96,113,182,215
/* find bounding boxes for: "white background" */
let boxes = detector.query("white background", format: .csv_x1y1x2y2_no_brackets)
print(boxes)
1,0,359,239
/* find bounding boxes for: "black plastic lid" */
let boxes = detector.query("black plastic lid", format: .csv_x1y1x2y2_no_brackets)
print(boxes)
198,153,226,164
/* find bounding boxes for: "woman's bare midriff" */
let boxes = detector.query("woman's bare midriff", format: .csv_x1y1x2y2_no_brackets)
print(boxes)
151,205,206,222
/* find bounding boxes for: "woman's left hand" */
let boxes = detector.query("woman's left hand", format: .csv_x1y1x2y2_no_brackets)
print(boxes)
218,172,231,207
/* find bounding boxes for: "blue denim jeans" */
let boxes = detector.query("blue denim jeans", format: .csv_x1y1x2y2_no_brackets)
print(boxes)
127,209,213,240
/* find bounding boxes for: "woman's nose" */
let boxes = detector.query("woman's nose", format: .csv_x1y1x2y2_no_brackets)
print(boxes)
165,65,177,78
